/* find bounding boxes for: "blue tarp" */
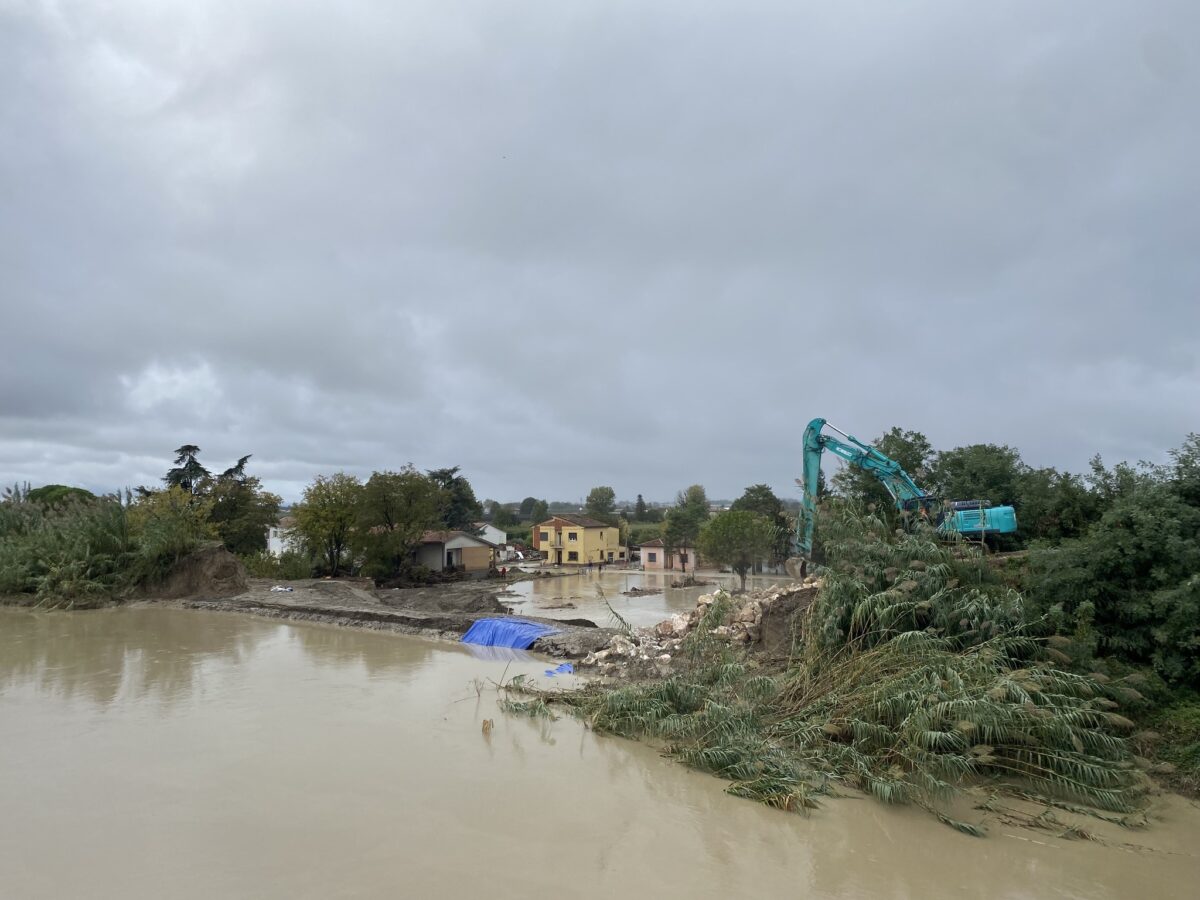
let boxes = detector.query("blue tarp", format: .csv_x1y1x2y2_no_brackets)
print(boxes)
461,618,558,650
544,662,574,677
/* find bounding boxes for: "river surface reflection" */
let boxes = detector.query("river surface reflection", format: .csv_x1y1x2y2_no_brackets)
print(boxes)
2,608,1196,899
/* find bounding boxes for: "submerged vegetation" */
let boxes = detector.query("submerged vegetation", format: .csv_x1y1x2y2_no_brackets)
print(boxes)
519,508,1153,834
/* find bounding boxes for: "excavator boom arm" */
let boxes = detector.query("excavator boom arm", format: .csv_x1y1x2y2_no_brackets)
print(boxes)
794,418,931,560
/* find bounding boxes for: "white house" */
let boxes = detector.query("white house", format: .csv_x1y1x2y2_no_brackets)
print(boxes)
474,522,519,561
266,515,297,557
475,523,506,546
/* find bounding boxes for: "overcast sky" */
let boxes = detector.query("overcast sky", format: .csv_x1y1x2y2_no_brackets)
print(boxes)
2,0,1196,504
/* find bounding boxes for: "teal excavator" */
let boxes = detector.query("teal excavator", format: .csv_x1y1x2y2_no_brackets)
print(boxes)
789,418,1018,575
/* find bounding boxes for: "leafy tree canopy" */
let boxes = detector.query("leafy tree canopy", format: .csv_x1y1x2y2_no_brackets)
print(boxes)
491,503,518,529
164,445,211,496
663,485,709,568
26,484,96,507
1028,437,1200,684
294,473,362,577
730,484,792,563
585,485,617,524
929,443,1022,507
832,427,932,509
698,510,777,591
428,466,483,531
356,467,442,580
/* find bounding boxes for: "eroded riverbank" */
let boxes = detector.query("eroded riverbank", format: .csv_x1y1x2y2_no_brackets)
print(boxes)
181,576,614,657
2,607,1198,899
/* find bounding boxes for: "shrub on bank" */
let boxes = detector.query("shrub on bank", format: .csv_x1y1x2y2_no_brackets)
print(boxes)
240,550,314,581
0,485,214,608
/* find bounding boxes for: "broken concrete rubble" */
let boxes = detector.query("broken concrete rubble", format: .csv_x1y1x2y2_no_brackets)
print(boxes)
577,576,823,678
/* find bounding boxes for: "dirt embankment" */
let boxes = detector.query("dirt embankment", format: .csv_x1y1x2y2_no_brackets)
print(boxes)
177,571,613,658
135,546,249,600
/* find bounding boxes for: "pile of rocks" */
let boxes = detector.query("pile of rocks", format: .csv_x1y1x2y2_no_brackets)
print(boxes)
578,576,822,678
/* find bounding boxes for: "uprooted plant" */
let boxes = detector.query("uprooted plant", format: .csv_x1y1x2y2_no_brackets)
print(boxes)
510,505,1151,835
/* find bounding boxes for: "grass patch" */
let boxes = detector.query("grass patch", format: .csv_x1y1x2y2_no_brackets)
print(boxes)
1146,695,1200,796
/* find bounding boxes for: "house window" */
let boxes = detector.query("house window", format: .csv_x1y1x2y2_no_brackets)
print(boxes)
599,532,603,540
648,552,657,563
568,532,578,542
567,551,579,562
607,551,614,562
539,532,549,541
619,550,626,559
680,553,689,564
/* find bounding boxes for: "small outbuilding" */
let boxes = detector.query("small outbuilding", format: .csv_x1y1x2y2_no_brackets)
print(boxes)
415,530,497,574
639,537,696,572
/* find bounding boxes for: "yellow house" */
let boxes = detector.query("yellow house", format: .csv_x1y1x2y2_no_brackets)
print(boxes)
532,515,627,565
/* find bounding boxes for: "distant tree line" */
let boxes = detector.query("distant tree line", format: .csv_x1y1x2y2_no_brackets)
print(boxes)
291,465,483,579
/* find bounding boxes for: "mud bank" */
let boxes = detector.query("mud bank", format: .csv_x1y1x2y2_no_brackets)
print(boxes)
184,578,615,658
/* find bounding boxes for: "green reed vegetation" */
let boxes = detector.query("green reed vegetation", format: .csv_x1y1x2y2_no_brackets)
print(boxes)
0,485,214,609
520,508,1152,834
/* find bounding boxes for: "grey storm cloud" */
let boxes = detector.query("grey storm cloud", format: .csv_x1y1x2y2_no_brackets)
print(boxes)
2,0,1197,503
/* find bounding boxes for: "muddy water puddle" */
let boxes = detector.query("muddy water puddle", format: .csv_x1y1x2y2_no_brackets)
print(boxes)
503,569,792,627
2,608,1197,899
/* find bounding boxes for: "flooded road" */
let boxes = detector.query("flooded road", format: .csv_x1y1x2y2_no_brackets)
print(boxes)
2,608,1197,899
505,568,791,627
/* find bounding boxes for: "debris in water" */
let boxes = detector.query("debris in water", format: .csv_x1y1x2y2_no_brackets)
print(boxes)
622,587,662,597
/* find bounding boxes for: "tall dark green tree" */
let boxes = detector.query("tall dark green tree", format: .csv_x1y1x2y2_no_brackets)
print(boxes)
831,427,932,509
428,467,483,531
634,494,648,521
294,473,362,576
698,510,776,591
164,445,211,496
356,467,442,580
491,503,517,529
208,473,281,555
518,496,538,519
730,484,791,564
677,484,709,517
929,443,1022,506
1013,467,1099,542
585,486,617,524
530,499,549,524
663,485,709,575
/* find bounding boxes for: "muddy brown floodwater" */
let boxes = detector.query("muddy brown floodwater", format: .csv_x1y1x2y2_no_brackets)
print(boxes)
505,568,793,627
2,608,1197,899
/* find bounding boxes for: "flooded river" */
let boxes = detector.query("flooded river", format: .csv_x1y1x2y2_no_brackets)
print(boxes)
2,608,1197,899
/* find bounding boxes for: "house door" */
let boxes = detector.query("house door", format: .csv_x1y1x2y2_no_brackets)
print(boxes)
556,550,562,565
